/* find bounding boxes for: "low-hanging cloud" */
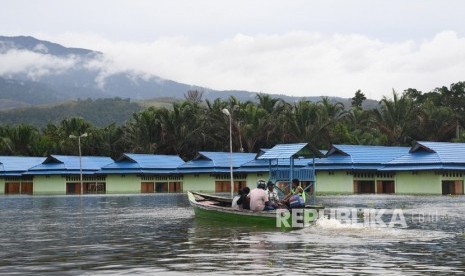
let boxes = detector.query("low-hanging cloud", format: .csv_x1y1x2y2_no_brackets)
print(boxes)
0,48,80,80
4,30,465,99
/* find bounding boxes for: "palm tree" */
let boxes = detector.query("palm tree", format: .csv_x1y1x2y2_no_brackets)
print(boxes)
123,107,161,153
281,100,321,144
86,123,126,158
157,102,206,159
345,108,386,145
256,93,286,114
238,103,273,152
317,97,348,145
374,90,416,145
0,124,41,155
413,99,456,141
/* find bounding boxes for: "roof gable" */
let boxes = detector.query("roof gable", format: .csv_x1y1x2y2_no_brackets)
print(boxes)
258,143,324,160
198,152,256,167
106,153,184,169
409,142,436,153
0,156,46,174
408,141,465,163
28,155,113,172
328,145,410,164
178,151,256,170
381,142,465,169
326,146,350,156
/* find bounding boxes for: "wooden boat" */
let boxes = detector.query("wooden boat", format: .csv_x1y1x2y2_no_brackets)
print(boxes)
188,191,323,229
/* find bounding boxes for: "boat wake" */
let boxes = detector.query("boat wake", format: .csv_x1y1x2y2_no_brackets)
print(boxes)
258,216,453,247
304,217,451,245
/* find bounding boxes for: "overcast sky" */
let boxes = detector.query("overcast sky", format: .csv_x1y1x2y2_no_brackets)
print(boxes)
1,0,465,99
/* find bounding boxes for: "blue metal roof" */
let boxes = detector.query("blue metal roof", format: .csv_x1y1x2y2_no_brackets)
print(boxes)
380,142,465,171
258,143,324,159
99,153,185,175
384,150,442,165
379,164,465,171
315,163,383,171
0,156,46,176
6,142,465,177
178,152,256,168
24,155,113,175
122,153,184,168
327,145,410,163
176,152,256,174
308,145,410,171
411,141,465,163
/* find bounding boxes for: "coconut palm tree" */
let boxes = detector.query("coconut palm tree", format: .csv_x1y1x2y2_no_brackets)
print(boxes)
238,103,273,152
413,99,456,141
0,124,41,156
123,107,161,153
374,90,416,145
157,102,206,159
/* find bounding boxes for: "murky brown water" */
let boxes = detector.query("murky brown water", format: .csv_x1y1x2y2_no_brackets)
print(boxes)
0,194,464,275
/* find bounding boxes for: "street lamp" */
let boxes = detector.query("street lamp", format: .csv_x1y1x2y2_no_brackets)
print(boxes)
69,133,88,195
222,108,234,199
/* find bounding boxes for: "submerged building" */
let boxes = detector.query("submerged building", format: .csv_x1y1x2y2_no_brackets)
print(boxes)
1,141,465,196
22,155,114,195
99,153,185,194
0,156,46,194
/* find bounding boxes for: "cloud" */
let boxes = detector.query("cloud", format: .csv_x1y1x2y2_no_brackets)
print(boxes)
0,48,79,80
4,30,465,99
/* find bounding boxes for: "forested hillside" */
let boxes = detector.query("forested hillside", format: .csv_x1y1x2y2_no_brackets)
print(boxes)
0,82,464,160
0,77,63,108
0,98,141,128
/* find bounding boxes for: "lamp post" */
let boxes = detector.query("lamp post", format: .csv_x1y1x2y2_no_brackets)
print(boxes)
69,133,88,195
222,108,234,199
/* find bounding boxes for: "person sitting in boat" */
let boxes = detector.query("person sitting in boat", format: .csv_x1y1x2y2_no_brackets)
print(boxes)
247,180,275,211
236,186,250,210
282,178,305,208
232,189,243,210
266,181,280,209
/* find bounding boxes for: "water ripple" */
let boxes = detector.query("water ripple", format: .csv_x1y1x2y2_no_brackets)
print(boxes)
1,194,465,275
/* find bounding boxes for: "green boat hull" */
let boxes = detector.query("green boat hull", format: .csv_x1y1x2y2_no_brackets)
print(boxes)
192,204,279,227
188,191,321,229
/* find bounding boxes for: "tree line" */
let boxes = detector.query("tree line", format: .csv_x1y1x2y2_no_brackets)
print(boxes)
1,81,464,160
0,97,142,128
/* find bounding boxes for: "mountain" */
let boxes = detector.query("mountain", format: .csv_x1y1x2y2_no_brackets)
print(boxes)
0,77,64,109
0,35,373,110
0,35,97,56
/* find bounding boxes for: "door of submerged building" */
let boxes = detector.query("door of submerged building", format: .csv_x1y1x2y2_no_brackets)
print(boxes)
377,180,395,194
353,180,375,194
442,180,464,195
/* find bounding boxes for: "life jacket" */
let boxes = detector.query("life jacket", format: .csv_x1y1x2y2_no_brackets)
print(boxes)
291,185,306,203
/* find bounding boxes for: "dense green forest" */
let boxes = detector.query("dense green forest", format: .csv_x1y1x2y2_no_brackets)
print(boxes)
0,98,142,128
0,82,464,160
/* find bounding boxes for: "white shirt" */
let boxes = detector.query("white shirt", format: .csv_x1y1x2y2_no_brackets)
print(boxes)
232,195,241,209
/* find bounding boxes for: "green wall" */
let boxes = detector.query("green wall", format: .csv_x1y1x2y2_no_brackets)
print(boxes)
395,171,441,194
316,171,353,194
181,173,270,193
106,175,140,194
0,169,455,196
182,174,216,192
246,172,269,188
33,175,66,195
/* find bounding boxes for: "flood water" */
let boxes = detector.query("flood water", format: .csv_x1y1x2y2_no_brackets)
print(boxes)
0,194,464,275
